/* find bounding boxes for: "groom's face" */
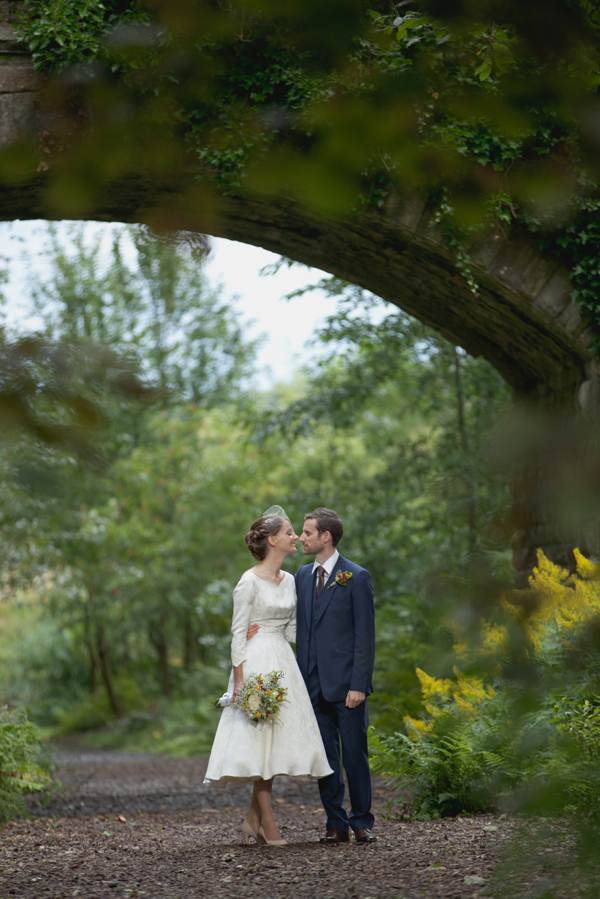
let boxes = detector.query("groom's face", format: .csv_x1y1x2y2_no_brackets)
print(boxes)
299,518,325,555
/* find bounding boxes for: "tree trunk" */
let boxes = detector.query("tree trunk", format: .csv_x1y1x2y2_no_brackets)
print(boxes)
84,632,101,694
149,617,171,696
182,611,196,671
453,346,477,557
96,625,124,717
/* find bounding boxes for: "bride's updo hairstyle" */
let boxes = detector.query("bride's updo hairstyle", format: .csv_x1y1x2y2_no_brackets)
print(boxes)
245,515,287,561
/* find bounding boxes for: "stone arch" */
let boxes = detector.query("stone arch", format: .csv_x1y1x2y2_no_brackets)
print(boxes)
2,5,599,582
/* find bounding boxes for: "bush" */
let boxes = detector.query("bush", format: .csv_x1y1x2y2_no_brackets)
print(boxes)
371,550,600,822
52,675,151,735
74,666,227,756
16,0,151,73
0,707,52,823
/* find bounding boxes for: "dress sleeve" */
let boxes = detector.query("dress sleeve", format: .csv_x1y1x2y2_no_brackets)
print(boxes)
230,574,255,667
284,576,297,644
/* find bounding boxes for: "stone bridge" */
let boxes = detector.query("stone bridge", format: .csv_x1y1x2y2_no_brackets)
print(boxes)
1,2,599,582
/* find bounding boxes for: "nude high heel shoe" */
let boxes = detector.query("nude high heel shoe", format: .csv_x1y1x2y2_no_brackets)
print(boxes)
241,820,266,844
258,825,288,846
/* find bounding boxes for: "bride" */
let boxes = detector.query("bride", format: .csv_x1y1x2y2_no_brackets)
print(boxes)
203,507,332,845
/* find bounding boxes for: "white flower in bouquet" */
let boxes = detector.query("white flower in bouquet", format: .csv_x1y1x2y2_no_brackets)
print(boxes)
247,693,262,713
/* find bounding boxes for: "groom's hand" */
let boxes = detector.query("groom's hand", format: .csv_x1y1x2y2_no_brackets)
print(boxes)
246,623,260,640
345,690,366,708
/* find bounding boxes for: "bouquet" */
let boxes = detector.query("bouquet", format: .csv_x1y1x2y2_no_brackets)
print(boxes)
214,670,288,724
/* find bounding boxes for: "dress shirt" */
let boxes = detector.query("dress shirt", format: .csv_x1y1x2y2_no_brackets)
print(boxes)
311,549,339,583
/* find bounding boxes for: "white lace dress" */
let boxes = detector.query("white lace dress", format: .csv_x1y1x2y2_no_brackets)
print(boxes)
204,569,332,784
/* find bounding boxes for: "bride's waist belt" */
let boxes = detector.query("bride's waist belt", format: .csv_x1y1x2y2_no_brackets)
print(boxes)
251,622,288,635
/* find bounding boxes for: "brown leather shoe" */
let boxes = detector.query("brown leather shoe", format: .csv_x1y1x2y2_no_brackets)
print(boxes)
354,828,377,844
320,829,350,844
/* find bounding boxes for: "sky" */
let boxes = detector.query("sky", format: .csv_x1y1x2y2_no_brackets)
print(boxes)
0,220,351,386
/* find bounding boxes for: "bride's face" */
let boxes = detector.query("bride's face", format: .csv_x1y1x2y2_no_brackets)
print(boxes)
269,520,299,556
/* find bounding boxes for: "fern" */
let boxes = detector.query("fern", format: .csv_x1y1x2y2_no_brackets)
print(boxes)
0,708,52,823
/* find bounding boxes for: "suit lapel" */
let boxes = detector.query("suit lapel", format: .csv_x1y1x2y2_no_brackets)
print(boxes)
316,555,346,623
301,566,314,630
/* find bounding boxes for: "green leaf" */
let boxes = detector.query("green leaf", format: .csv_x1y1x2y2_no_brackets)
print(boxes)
475,60,493,80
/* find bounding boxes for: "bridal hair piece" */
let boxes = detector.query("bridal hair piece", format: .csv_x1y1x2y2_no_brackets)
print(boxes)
263,504,290,522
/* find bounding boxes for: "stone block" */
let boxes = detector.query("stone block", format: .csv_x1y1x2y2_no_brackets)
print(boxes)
488,242,545,293
532,268,572,318
388,193,427,231
578,377,600,415
416,207,444,245
518,256,559,299
0,21,25,51
0,3,9,24
556,301,582,336
0,89,34,145
464,231,504,270
0,61,37,92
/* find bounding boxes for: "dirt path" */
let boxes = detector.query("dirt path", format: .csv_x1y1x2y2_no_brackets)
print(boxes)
0,748,515,899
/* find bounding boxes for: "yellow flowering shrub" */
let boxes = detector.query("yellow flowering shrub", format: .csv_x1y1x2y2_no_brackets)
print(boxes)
408,550,600,739
507,549,600,653
404,667,496,738
372,550,600,820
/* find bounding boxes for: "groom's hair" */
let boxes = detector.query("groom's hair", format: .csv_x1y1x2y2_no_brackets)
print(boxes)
305,508,343,547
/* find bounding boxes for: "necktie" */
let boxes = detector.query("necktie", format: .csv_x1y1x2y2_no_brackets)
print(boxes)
316,565,325,597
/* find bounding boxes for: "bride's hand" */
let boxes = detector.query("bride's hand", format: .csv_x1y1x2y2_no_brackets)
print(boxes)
233,663,244,700
246,623,260,640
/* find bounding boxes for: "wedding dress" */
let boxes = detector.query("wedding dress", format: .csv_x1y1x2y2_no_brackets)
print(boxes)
204,569,332,784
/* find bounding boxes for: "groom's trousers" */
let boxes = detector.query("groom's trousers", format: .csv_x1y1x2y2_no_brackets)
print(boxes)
307,667,374,833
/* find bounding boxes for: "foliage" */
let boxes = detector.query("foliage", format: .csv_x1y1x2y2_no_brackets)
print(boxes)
76,667,229,757
0,334,152,465
1,274,512,750
371,550,600,830
0,224,261,724
0,224,520,834
12,2,600,212
11,1,600,348
25,224,257,405
537,196,600,352
16,0,152,73
258,279,512,591
0,707,51,823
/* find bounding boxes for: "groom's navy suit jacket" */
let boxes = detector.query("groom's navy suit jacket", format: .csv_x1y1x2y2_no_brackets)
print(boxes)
295,554,375,703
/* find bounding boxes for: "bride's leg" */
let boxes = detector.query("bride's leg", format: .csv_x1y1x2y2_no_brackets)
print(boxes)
245,783,261,834
254,777,283,842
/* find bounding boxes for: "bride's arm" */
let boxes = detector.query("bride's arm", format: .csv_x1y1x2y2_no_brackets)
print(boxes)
230,574,255,676
284,580,297,644
232,663,244,699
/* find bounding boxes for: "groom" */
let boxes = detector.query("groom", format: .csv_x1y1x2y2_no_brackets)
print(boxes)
296,507,376,844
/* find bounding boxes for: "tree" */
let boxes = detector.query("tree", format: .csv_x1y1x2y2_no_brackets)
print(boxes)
28,224,258,408
259,278,512,588
1,224,260,710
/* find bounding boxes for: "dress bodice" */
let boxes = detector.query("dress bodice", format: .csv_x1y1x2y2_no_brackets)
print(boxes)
230,569,297,667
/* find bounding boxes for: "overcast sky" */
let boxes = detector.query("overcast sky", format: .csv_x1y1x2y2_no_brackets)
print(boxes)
0,221,347,386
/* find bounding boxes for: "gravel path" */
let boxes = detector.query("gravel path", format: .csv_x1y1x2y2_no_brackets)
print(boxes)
0,748,519,899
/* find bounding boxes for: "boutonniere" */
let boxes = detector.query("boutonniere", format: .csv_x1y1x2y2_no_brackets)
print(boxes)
328,570,353,588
